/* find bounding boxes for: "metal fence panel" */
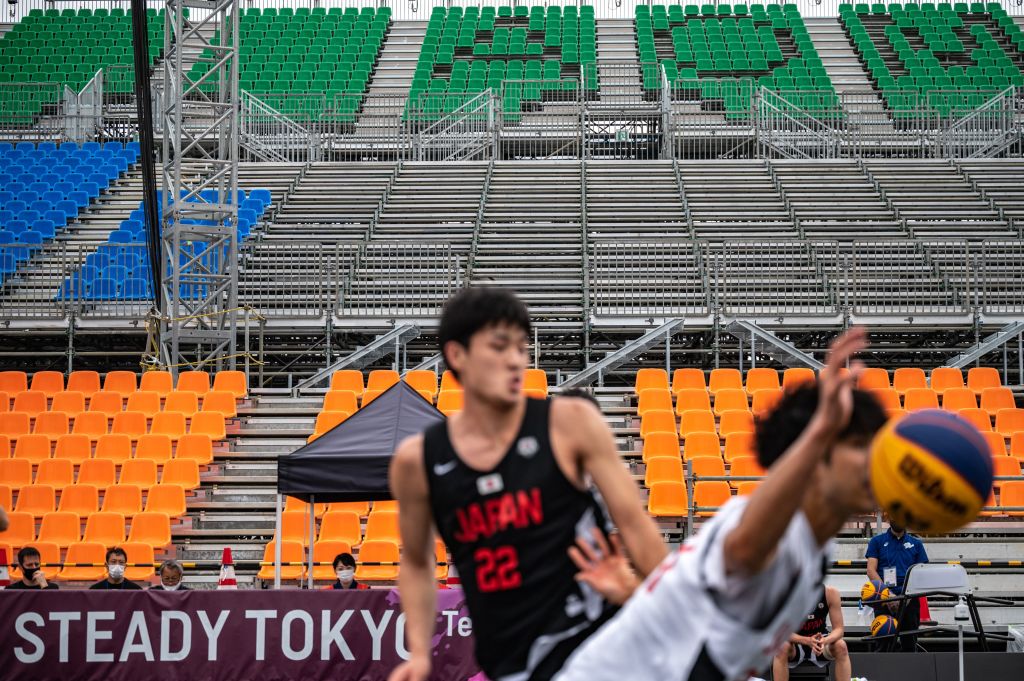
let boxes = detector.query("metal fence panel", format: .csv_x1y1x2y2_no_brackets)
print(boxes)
584,63,664,160
407,90,494,161
499,79,583,159
669,78,757,159
713,240,838,316
852,239,969,315
0,241,70,321
757,88,842,159
338,241,457,317
589,240,708,317
981,240,1024,315
66,243,156,320
237,241,333,318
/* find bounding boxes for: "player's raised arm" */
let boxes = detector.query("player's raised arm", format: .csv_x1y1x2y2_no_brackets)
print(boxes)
563,398,669,577
722,328,868,577
388,435,435,681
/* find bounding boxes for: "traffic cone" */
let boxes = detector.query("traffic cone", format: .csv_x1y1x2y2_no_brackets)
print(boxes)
0,548,10,589
217,547,237,589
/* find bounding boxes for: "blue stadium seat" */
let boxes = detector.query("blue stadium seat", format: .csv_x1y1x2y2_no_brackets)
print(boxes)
122,278,151,299
87,278,118,300
103,265,129,283
32,220,55,240
109,230,134,244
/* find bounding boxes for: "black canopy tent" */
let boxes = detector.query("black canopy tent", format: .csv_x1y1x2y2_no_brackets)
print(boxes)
272,380,445,586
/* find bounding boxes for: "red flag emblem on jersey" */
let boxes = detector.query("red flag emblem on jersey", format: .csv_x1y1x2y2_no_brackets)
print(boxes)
477,473,504,496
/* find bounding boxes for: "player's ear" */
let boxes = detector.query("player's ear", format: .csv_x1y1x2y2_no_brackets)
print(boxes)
444,339,468,377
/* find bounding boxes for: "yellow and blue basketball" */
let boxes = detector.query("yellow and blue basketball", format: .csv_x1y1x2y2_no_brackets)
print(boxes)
860,579,891,606
870,409,993,535
870,614,899,638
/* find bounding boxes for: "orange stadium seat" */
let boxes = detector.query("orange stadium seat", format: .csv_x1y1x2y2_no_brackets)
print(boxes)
637,389,673,416
36,509,80,548
151,412,187,440
644,456,684,486
323,391,359,414
202,391,238,418
280,510,312,545
904,388,939,412
121,541,156,582
136,433,173,464
942,388,977,412
0,371,28,394
435,540,449,581
679,410,715,438
258,540,305,581
892,368,927,396
713,389,749,416
750,389,782,417
174,433,213,465
524,369,549,399
694,481,731,517
0,484,9,511
993,456,1021,485
94,433,131,464
164,391,200,417
355,540,400,581
58,484,99,516
1011,433,1024,461
15,484,55,517
58,542,107,582
311,411,350,439
111,411,147,440
1001,481,1024,517
730,455,766,481
284,496,328,517
440,370,461,393
51,391,86,417
404,370,439,400
360,389,384,407
642,431,680,462
34,458,74,490
745,368,780,395
682,431,720,460
126,391,161,418
672,368,706,393
30,371,64,398
675,388,712,415
723,432,755,462
101,484,143,517
782,368,816,392
212,370,248,399
737,481,761,496
67,371,101,398
13,390,47,417
983,431,1007,457
642,410,678,438
88,390,124,417
145,484,187,517
364,511,400,544
77,459,116,490
82,511,126,545
967,367,1001,395
0,510,35,548
634,368,669,394
72,412,109,441
190,412,226,440
103,371,137,397
0,458,32,489
161,459,200,490
372,500,399,513
126,512,171,548
139,371,173,397
34,411,69,442
331,370,365,396
958,408,992,432
688,455,725,480
647,480,688,516
719,410,755,437
330,501,370,517
0,433,9,458
930,367,964,395
367,370,400,393
13,433,52,464
311,539,353,581
319,510,362,546
0,411,31,439
708,369,742,395
437,391,464,416
995,409,1024,438
980,387,1016,416
176,371,211,396
119,459,158,490
0,391,7,412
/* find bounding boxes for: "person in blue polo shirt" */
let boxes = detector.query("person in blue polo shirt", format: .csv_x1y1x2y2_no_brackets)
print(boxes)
866,516,929,652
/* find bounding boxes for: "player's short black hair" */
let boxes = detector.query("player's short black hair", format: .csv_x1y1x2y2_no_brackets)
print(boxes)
105,546,128,563
559,387,600,410
333,552,356,570
17,546,40,565
438,288,531,380
755,383,887,470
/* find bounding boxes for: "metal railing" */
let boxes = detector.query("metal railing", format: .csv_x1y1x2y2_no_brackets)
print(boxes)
498,78,584,159
237,240,333,318
63,70,103,143
589,240,709,317
337,241,458,317
240,90,321,163
408,90,494,161
936,87,1019,159
712,240,839,316
980,240,1024,315
757,87,842,159
0,241,74,320
668,77,757,159
850,239,970,316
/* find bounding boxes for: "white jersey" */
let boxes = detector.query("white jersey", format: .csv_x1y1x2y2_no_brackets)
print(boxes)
556,497,831,681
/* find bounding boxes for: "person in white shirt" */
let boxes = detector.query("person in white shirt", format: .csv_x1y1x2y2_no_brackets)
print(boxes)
558,328,885,681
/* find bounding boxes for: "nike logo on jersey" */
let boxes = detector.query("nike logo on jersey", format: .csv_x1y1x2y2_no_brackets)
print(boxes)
433,460,459,476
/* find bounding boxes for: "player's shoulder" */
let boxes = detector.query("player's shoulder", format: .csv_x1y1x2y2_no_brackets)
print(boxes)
549,394,603,428
391,433,427,475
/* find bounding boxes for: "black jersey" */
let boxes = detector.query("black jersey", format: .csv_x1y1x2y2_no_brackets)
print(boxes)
797,588,830,637
423,398,617,681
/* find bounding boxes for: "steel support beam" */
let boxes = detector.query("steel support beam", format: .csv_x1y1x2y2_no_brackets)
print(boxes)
944,321,1024,369
560,318,686,389
292,324,421,394
724,319,824,370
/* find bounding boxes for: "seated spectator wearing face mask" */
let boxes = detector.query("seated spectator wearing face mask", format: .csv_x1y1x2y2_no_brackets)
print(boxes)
89,547,143,590
6,546,59,590
327,552,369,590
150,559,189,591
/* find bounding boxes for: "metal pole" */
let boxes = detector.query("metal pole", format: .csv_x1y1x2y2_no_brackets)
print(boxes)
307,496,315,589
958,624,964,681
534,326,539,369
274,493,283,589
1018,332,1023,387
665,328,671,376
750,329,756,369
244,307,250,383
685,458,694,538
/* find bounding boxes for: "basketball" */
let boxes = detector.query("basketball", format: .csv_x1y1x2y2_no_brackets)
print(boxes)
870,409,994,535
870,614,899,638
860,579,891,606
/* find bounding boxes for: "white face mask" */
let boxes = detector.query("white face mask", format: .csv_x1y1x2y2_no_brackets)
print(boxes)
163,582,181,591
108,564,125,579
336,568,355,584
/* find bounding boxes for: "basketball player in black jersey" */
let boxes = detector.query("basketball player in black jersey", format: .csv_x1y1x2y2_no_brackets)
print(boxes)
772,585,850,681
388,288,668,681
